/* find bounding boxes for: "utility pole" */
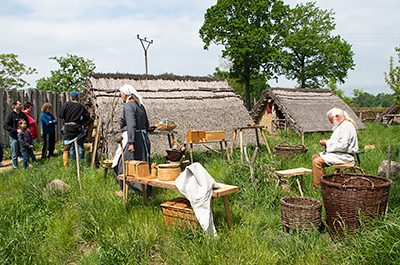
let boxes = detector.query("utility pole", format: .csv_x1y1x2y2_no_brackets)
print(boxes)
137,34,153,75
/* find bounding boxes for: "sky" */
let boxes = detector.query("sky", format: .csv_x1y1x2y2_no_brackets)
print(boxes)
1,0,399,96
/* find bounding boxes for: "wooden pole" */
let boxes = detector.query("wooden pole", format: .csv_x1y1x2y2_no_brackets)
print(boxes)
385,145,392,215
91,116,102,166
74,140,83,190
259,128,271,154
120,142,127,203
231,128,237,155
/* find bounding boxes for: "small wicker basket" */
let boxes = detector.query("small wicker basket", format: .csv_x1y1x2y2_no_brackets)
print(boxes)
275,141,308,156
157,164,181,181
280,196,323,231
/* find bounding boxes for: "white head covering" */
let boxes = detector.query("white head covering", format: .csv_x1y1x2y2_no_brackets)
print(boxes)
119,84,143,105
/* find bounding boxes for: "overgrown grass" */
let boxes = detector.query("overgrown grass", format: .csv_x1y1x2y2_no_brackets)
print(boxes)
1,122,400,264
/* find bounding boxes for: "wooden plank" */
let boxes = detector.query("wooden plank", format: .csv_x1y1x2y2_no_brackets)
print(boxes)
205,131,226,141
275,167,312,177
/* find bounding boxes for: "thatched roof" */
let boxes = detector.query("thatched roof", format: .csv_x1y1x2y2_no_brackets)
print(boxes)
250,88,366,133
86,73,254,157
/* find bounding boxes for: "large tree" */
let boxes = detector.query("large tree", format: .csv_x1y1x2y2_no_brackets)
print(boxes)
0,53,37,89
385,46,400,105
199,0,289,110
276,2,355,88
36,54,96,92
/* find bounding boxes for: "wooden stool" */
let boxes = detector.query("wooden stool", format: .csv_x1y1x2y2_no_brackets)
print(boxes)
102,160,113,184
332,162,355,173
275,168,312,197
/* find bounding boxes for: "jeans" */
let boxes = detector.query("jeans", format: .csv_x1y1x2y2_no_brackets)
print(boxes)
22,149,38,169
69,137,85,161
42,133,55,158
10,137,19,169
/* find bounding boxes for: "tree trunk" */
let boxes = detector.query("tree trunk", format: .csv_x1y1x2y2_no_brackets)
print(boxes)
245,73,251,111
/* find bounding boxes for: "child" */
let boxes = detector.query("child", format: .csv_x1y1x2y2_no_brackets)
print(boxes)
17,120,39,169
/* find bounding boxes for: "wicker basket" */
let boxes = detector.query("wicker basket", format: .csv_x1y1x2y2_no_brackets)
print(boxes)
161,197,197,228
275,141,308,156
320,167,392,238
280,196,323,231
155,122,176,131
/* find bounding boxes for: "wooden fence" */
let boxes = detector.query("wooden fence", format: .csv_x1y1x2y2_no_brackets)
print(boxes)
0,88,70,147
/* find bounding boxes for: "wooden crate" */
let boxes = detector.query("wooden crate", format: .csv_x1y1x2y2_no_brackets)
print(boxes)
161,197,197,228
126,160,150,177
205,131,226,141
187,130,206,143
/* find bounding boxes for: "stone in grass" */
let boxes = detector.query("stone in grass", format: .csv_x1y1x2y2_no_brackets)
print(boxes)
377,160,400,180
43,179,71,200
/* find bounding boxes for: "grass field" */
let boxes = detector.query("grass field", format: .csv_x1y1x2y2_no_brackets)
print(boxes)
0,122,399,264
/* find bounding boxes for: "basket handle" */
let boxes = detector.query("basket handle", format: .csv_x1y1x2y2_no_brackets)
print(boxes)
342,176,375,190
294,144,306,150
278,141,291,146
339,166,365,176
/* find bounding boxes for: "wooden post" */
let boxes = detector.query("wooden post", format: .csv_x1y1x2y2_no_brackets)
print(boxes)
386,145,392,179
91,116,102,166
386,145,392,215
231,128,237,155
239,129,244,162
259,128,271,154
74,140,83,190
244,146,259,187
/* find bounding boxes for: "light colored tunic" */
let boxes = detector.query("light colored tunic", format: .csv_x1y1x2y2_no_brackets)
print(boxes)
320,120,358,166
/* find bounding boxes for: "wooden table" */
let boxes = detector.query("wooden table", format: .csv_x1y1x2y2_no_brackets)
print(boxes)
117,175,238,228
149,130,178,148
185,140,231,164
231,125,271,161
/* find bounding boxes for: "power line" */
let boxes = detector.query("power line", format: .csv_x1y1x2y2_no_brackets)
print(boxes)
137,34,153,75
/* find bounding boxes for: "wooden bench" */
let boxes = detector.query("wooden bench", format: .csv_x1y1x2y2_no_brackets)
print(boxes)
332,162,356,173
275,168,312,197
117,175,238,228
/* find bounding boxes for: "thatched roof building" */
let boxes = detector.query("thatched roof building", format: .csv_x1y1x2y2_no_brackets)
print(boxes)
250,88,366,133
85,73,254,157
376,103,400,125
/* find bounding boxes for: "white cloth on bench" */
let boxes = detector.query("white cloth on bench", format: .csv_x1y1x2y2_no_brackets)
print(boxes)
175,162,224,236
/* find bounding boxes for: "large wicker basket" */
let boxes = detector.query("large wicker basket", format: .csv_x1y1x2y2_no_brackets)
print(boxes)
320,167,392,238
280,196,323,231
275,141,308,156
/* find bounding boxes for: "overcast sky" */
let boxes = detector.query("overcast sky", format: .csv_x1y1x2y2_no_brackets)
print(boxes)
1,0,399,96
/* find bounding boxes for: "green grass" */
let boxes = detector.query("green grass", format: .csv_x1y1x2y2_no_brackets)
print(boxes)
1,122,400,264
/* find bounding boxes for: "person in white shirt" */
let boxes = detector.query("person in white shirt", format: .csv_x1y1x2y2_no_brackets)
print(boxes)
312,108,358,188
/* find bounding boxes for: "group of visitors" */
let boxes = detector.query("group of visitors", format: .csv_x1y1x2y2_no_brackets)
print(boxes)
1,90,92,170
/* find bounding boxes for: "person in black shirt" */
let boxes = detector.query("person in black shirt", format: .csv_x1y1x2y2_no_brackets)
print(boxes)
59,91,90,168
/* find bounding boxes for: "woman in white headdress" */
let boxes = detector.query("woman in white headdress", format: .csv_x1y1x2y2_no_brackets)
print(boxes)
113,84,152,196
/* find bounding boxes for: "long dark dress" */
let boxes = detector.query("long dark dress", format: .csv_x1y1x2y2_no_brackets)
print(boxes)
114,100,152,196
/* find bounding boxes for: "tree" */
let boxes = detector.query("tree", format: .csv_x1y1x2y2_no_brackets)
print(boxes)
0,53,37,89
276,2,355,88
36,54,96,92
212,67,268,108
384,46,400,105
199,0,289,110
